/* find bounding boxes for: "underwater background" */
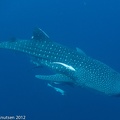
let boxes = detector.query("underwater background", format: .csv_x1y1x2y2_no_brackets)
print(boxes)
0,0,120,120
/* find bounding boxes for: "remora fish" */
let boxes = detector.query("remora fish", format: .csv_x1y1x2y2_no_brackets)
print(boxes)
0,28,120,96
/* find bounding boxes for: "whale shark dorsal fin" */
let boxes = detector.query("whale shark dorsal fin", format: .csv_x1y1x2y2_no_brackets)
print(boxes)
76,47,86,55
31,28,49,41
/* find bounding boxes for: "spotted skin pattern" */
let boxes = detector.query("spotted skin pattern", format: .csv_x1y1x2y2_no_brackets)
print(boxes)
0,28,120,96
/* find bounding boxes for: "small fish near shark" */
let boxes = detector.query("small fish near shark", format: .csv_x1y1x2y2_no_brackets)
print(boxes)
0,28,120,96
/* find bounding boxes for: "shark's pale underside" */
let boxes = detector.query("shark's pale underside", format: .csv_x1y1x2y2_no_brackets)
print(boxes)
0,28,120,96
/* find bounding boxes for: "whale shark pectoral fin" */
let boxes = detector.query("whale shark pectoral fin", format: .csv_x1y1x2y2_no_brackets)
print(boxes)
35,74,72,83
31,28,49,41
76,47,86,55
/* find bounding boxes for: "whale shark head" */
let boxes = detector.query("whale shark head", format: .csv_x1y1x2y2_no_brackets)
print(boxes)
0,28,120,96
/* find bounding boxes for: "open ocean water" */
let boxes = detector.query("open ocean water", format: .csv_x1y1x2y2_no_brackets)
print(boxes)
0,0,120,120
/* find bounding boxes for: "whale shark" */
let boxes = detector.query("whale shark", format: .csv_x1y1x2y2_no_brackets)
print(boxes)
0,28,120,96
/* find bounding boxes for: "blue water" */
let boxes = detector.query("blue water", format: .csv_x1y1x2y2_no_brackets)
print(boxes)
0,0,120,120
